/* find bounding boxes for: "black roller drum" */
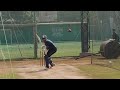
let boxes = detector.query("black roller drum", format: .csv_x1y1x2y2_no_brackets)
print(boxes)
100,39,120,59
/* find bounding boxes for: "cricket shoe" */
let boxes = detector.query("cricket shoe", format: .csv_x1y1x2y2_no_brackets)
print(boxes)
50,63,55,68
44,67,49,70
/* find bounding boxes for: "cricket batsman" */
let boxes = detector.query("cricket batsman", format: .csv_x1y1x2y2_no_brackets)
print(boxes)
41,35,57,69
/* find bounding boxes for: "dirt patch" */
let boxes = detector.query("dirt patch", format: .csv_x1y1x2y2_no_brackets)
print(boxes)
0,57,92,79
15,64,90,79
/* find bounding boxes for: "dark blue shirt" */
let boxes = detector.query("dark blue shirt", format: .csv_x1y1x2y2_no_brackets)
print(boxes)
45,39,57,50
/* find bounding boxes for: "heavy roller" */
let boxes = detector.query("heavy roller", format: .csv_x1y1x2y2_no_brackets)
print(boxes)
100,39,120,59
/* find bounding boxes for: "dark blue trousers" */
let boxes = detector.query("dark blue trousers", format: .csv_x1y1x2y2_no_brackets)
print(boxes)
44,48,57,68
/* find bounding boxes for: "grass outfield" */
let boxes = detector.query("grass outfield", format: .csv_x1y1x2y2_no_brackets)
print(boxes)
75,57,120,79
0,73,20,79
0,41,101,60
77,64,120,79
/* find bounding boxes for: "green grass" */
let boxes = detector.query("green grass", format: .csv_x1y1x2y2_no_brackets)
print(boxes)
0,44,34,59
1,41,120,79
77,64,120,79
0,73,21,79
53,41,81,57
76,57,120,79
0,41,102,60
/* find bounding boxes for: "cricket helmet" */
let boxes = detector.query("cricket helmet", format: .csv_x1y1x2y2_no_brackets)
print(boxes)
42,35,47,39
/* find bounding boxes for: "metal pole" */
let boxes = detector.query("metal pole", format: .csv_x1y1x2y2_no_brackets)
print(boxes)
33,11,38,58
91,40,93,64
81,11,84,53
81,11,89,53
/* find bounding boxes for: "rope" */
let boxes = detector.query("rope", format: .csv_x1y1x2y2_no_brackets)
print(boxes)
13,29,23,58
8,11,33,59
8,12,23,58
10,30,13,45
0,49,8,78
0,11,15,78
8,11,28,44
8,12,29,58
75,32,80,42
0,38,8,78
8,11,44,66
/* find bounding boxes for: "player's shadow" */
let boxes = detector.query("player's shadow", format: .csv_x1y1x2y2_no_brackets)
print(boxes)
27,69,48,73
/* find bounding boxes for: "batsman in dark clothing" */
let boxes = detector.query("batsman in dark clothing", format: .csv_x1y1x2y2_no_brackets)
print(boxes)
42,35,57,69
112,29,119,42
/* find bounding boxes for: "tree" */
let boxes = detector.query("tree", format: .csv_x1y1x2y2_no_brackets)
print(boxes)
0,11,34,24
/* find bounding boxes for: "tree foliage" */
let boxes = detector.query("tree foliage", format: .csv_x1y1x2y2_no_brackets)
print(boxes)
0,11,34,24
